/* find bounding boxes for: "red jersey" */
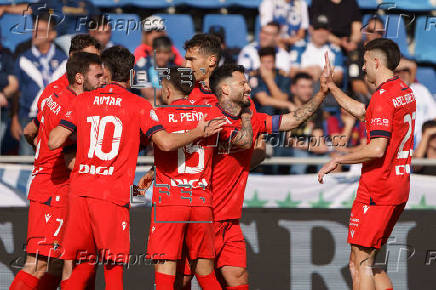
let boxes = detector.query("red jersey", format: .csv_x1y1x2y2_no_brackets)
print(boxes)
28,87,76,204
153,99,235,207
59,83,164,206
189,83,218,105
357,76,416,205
36,74,69,115
212,106,282,221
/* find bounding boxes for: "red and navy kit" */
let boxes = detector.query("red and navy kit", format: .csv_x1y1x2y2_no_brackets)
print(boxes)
60,83,164,206
349,76,416,249
36,74,69,116
357,76,416,206
59,83,163,261
188,83,217,105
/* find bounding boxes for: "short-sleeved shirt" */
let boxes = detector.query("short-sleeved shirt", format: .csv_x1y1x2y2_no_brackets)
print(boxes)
238,43,291,74
28,86,77,203
0,48,15,91
36,74,69,115
212,107,282,221
59,83,164,206
260,0,309,37
310,0,362,38
250,69,291,110
152,99,235,208
290,41,344,72
357,76,416,205
14,45,67,119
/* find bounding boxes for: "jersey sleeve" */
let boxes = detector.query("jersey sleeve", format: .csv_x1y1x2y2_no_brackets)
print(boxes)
254,112,282,134
367,94,394,139
58,99,77,132
139,99,164,139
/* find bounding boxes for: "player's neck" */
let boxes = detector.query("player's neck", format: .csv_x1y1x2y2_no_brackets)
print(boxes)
375,69,394,89
68,84,83,95
219,99,241,117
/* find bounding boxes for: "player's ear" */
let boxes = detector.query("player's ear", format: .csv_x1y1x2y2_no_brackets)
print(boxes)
209,55,217,67
75,73,83,85
221,82,230,96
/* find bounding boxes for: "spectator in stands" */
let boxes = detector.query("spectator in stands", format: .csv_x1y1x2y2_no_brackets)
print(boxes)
11,12,67,155
286,72,326,174
238,21,291,74
88,14,114,50
0,30,19,152
134,36,175,103
208,25,237,66
250,47,293,115
396,58,436,145
310,0,362,53
134,15,184,66
414,120,436,175
0,0,99,36
289,15,343,84
259,0,309,48
348,16,384,104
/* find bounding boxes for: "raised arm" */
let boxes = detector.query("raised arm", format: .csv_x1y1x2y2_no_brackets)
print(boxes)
324,53,366,121
48,126,73,150
230,108,253,150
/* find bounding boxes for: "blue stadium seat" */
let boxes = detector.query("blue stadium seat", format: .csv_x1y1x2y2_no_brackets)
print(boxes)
90,0,121,7
203,14,248,48
395,0,436,11
417,66,436,95
123,0,171,8
415,16,436,64
255,15,260,43
362,14,412,59
0,14,33,53
173,0,225,8
106,14,142,53
358,0,379,9
156,14,194,56
226,0,262,9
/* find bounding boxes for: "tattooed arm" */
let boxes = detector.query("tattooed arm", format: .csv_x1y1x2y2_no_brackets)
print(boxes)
230,108,253,149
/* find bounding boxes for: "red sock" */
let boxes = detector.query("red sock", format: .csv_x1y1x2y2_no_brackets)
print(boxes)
227,285,249,290
196,271,221,290
103,264,123,290
61,261,96,290
155,271,175,290
10,271,39,290
37,273,60,290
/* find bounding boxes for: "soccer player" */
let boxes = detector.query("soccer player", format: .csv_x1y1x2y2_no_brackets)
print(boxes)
23,34,102,143
146,66,253,290
10,52,104,290
47,46,225,290
318,38,416,290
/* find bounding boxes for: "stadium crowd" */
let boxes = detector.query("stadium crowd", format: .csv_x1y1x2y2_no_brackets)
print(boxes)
0,0,435,175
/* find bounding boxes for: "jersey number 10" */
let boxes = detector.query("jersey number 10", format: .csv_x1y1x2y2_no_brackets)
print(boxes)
87,116,123,161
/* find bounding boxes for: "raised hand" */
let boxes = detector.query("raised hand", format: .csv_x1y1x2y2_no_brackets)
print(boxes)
320,52,336,93
197,114,226,138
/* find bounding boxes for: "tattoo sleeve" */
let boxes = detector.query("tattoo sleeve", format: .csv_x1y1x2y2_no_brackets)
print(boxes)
231,114,253,149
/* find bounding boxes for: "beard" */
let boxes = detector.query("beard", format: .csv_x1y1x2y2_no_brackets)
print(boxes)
83,79,98,92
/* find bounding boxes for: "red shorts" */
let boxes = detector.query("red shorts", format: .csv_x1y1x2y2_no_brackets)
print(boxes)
61,195,130,263
26,201,67,258
182,219,246,275
146,206,215,260
348,201,406,249
28,173,68,207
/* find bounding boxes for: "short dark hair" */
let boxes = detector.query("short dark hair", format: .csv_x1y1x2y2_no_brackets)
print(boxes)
101,45,135,82
66,52,102,84
364,38,400,71
184,33,221,63
209,64,245,98
422,120,436,133
293,72,313,84
163,66,196,96
33,12,57,30
69,34,101,55
265,21,280,30
258,47,276,59
87,14,111,30
152,36,172,50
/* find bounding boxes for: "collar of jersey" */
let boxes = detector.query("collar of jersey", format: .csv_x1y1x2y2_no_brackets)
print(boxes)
375,76,399,92
216,103,239,120
109,82,127,90
66,86,77,95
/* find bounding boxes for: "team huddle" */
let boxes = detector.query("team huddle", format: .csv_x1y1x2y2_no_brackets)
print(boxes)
10,33,415,290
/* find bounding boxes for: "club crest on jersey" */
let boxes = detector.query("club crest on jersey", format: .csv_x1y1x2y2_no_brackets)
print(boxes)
65,111,72,118
45,214,52,223
150,110,159,122
363,205,369,214
122,221,127,231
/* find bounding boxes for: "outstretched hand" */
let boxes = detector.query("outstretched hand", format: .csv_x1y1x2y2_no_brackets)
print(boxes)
317,159,339,184
320,52,336,94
